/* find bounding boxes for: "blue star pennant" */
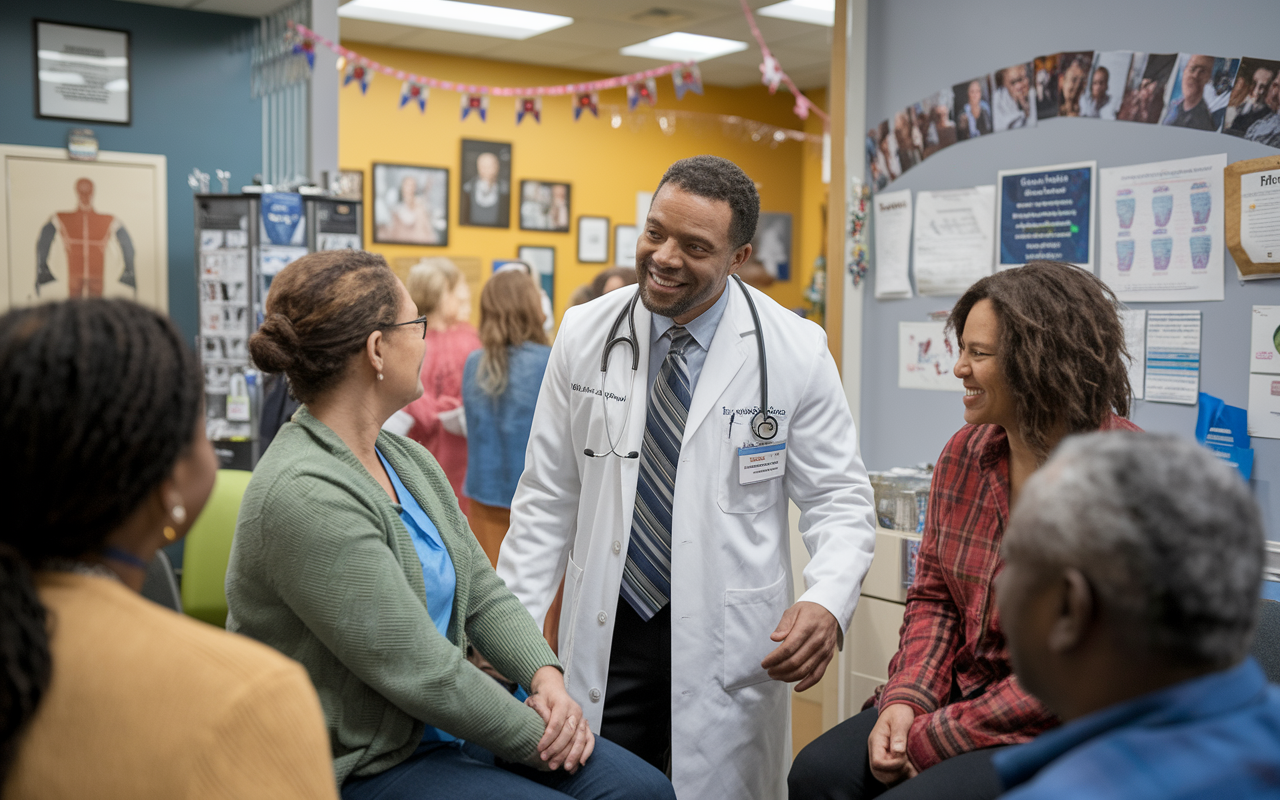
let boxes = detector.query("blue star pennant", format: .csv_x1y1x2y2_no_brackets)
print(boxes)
516,96,541,125
672,63,702,100
400,81,428,112
627,78,658,111
343,60,370,94
291,36,315,70
574,92,599,120
462,93,488,122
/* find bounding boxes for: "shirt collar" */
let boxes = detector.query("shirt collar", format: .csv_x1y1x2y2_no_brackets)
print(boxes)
993,657,1269,792
650,280,732,351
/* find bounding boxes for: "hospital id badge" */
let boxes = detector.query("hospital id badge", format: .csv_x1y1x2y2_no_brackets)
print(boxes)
738,442,786,485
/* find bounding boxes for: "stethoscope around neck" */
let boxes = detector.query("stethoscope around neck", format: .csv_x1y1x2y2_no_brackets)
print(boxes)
583,274,776,460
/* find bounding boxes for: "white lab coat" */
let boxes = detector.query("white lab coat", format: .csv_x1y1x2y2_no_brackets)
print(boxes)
497,283,876,800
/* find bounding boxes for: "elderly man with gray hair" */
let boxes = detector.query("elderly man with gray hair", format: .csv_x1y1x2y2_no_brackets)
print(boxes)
992,431,1280,799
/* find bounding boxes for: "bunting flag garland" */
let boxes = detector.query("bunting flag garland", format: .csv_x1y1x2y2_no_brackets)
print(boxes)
672,63,703,101
291,33,316,70
627,78,658,111
343,60,371,94
516,96,541,125
736,0,828,127
574,92,599,121
400,81,427,112
461,93,488,121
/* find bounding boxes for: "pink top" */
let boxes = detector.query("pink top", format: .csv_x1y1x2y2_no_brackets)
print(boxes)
404,323,481,514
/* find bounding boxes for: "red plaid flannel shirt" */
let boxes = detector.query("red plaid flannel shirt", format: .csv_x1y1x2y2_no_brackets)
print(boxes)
877,415,1139,770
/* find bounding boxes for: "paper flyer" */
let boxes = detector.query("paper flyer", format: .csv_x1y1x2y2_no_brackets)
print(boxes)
898,321,964,391
1098,154,1226,302
912,186,995,296
1120,308,1146,399
996,161,1096,271
1240,167,1280,266
1250,305,1280,374
874,189,914,299
1143,310,1200,405
1247,306,1280,439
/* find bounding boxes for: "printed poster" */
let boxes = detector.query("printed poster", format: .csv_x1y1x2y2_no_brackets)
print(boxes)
898,321,963,392
996,161,1096,271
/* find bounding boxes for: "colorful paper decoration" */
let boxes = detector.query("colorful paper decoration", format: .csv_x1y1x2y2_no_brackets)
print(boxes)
627,78,658,111
343,60,370,94
461,93,488,122
672,63,703,101
759,55,783,93
291,35,315,70
400,81,427,112
516,96,541,125
574,92,599,121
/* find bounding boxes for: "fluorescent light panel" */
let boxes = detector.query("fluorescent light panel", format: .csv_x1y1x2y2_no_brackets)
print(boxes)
338,0,572,40
757,0,835,27
620,32,748,63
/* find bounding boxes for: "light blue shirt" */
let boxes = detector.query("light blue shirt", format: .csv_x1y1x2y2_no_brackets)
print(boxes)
647,281,731,400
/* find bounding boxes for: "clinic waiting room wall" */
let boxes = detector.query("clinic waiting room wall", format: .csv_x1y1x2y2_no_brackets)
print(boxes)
0,0,262,343
858,0,1280,539
338,44,827,322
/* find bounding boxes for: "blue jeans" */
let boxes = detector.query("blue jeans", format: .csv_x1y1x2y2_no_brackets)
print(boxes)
341,736,675,800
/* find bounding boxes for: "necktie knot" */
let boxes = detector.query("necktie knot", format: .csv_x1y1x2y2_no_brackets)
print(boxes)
667,326,693,356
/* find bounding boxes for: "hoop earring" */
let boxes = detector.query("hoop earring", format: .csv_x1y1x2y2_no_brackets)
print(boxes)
163,526,178,542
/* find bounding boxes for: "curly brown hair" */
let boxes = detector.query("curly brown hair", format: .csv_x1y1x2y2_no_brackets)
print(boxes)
947,261,1131,459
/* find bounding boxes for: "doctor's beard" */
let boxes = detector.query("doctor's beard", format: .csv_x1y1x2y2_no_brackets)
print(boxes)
636,254,723,320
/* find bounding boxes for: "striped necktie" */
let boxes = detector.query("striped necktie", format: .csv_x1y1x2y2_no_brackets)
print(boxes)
621,326,694,621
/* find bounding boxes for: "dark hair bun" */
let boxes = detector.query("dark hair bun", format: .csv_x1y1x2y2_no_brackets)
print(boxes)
249,313,301,374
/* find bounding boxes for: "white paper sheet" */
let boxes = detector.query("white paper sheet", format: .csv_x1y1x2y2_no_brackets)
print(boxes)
898,321,964,391
1250,305,1280,375
1248,374,1280,439
874,189,914,299
1241,168,1280,266
913,186,995,296
1098,154,1226,302
1144,310,1201,404
1120,308,1146,399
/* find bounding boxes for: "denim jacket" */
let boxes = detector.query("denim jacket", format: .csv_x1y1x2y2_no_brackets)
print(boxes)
462,343,552,508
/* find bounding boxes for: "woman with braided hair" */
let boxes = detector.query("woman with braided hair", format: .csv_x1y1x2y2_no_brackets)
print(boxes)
0,298,338,798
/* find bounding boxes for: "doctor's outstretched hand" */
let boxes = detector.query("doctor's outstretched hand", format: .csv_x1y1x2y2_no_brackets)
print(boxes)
526,665,595,773
761,601,840,692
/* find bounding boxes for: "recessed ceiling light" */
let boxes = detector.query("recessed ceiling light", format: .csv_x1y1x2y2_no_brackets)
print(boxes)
338,0,573,40
620,32,749,62
757,0,835,27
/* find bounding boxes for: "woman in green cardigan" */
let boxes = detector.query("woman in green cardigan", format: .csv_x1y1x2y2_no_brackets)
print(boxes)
226,250,673,800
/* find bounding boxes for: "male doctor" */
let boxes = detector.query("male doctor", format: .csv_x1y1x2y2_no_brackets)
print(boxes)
497,156,876,799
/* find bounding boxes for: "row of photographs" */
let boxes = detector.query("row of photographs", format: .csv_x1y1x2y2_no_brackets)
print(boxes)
869,52,1280,191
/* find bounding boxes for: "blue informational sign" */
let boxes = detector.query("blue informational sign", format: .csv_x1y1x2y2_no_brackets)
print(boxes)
260,192,305,246
997,162,1095,268
1197,392,1254,480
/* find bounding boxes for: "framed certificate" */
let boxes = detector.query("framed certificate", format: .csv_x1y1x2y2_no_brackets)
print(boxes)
577,215,609,263
35,21,131,125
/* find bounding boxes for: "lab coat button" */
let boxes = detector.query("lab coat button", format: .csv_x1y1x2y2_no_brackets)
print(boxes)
589,688,601,702
612,541,621,554
597,611,608,624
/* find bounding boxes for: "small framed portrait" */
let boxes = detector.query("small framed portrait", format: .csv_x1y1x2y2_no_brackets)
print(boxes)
520,180,571,232
372,163,449,246
577,216,609,263
515,246,555,305
614,225,638,267
330,169,363,201
35,21,131,125
460,139,511,228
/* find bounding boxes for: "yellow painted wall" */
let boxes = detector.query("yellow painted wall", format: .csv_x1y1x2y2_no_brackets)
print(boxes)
338,44,825,323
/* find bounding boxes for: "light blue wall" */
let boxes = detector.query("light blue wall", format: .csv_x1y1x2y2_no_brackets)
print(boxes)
861,0,1280,538
0,0,261,342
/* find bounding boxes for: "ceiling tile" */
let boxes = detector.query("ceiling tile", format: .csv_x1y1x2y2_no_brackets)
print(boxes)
338,18,423,46
189,0,294,16
531,20,655,49
390,28,515,58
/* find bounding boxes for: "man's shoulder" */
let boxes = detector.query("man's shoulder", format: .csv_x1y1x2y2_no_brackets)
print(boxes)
558,287,636,343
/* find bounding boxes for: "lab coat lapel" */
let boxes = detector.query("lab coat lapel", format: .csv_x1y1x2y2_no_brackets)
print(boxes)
683,283,750,444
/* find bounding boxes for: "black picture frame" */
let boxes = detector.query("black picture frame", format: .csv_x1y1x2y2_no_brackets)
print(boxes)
372,163,450,247
34,20,132,126
519,179,572,232
577,215,609,263
459,139,512,228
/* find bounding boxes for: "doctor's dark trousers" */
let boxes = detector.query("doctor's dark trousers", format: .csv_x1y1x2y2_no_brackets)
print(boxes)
600,597,672,771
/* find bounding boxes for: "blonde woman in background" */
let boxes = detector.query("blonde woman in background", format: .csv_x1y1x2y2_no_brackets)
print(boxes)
401,258,480,515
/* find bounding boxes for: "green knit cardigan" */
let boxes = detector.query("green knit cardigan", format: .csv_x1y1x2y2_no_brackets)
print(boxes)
225,406,559,786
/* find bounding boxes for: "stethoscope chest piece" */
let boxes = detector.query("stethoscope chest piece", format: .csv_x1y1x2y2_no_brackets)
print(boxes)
752,412,778,441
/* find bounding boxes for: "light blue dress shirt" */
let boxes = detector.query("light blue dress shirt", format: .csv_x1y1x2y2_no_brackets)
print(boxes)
647,281,731,399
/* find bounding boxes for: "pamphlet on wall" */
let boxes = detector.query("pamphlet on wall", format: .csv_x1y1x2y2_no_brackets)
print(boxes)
898,321,963,391
1143,310,1200,405
912,186,995,296
1120,308,1146,400
1247,305,1280,439
1097,154,1226,303
1226,155,1280,280
874,189,914,299
996,161,1096,272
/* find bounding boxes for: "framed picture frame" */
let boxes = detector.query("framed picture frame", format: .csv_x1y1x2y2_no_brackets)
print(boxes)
372,163,449,246
519,180,571,232
35,20,131,125
460,139,511,228
752,212,793,280
577,215,609,263
516,245,556,305
330,169,364,201
614,224,638,267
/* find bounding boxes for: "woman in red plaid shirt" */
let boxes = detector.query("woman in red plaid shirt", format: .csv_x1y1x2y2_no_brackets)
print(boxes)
791,262,1139,800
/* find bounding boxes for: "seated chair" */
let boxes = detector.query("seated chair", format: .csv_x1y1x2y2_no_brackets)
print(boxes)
181,469,253,628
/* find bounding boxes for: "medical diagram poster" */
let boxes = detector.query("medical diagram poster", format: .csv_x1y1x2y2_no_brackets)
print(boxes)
1098,154,1226,303
996,161,1096,272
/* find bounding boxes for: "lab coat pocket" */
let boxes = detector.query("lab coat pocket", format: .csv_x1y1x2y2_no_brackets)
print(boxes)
722,574,788,692
717,423,782,515
560,553,586,670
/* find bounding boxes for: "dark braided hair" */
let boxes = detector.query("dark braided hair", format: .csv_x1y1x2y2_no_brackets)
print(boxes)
947,261,1132,460
0,298,202,781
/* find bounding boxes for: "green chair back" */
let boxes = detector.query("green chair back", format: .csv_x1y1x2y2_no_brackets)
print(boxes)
181,469,253,627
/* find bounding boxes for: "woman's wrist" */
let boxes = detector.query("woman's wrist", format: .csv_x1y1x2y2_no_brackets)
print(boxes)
530,665,563,694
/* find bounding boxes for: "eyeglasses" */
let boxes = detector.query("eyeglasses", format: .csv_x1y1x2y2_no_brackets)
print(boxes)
385,315,428,339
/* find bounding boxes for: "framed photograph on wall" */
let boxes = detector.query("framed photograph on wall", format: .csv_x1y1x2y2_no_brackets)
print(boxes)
751,212,793,280
577,216,609,263
330,169,364,201
35,21,131,125
519,180,571,232
614,224,638,267
372,163,449,246
460,139,511,228
516,245,555,306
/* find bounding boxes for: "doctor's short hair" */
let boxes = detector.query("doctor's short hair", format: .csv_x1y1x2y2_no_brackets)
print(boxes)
654,155,760,250
947,261,1131,460
1007,431,1263,668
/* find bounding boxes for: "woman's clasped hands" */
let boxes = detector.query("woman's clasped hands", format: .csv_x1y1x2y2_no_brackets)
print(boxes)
525,665,595,773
